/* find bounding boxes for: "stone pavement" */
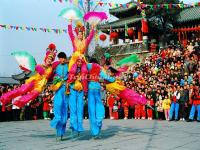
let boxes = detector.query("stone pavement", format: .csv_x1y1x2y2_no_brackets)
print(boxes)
0,119,199,150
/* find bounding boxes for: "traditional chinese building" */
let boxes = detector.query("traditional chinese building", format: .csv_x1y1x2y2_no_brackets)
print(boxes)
172,6,200,47
98,1,150,63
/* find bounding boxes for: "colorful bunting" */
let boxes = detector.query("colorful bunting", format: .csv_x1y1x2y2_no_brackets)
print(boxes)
51,0,200,9
0,24,68,35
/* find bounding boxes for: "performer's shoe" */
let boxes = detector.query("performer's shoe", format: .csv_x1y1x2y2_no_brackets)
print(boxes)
56,135,63,141
187,119,193,122
77,132,80,137
60,135,63,141
93,131,102,139
70,129,75,139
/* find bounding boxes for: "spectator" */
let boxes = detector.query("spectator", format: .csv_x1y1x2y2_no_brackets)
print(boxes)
188,86,200,122
162,95,171,121
169,86,180,121
147,95,154,120
155,98,163,120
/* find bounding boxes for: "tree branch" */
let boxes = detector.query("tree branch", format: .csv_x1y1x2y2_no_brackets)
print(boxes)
92,0,103,11
80,0,86,14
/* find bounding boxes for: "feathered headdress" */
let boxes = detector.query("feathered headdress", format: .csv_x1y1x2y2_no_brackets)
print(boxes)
45,43,57,62
74,21,85,36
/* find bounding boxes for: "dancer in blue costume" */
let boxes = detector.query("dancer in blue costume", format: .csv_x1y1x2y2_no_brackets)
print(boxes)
66,56,88,137
50,52,68,140
87,58,116,138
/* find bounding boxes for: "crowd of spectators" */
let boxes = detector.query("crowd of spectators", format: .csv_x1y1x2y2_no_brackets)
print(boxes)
104,40,199,122
0,85,54,121
0,40,199,122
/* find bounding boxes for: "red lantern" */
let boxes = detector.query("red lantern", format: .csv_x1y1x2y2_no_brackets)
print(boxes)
127,28,134,37
141,19,149,33
99,34,107,41
110,32,118,39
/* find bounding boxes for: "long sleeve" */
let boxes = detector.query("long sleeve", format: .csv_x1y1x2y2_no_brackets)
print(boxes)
68,24,75,52
35,65,45,75
100,70,115,83
86,28,95,46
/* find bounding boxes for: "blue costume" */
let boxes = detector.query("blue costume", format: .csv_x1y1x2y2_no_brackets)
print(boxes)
87,63,115,136
169,91,180,120
50,63,68,137
67,67,86,133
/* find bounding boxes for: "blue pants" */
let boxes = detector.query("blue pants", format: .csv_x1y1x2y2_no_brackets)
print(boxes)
169,102,179,120
189,104,200,121
69,88,84,132
50,85,68,136
88,89,105,136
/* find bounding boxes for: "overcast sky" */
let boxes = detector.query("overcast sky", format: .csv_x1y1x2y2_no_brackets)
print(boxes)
0,0,198,76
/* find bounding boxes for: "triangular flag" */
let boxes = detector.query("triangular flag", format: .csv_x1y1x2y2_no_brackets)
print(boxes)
99,2,103,6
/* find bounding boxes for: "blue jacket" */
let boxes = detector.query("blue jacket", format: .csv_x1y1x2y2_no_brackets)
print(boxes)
55,63,68,85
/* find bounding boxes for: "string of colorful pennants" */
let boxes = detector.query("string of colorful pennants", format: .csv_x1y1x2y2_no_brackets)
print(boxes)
52,0,200,9
0,24,68,34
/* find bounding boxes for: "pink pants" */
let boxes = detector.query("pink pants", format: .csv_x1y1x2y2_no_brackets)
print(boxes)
164,109,170,120
109,107,113,118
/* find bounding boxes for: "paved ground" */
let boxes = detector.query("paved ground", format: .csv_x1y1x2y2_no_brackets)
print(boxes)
0,119,199,150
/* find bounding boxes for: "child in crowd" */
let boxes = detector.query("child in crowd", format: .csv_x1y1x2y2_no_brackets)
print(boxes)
147,95,154,120
112,100,119,120
162,95,171,120
122,99,129,120
155,98,163,120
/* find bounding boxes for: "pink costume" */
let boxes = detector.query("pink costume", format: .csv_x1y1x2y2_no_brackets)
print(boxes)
0,44,57,109
67,23,95,71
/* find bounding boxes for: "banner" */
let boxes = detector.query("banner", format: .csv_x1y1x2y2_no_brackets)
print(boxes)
51,0,200,9
0,24,68,34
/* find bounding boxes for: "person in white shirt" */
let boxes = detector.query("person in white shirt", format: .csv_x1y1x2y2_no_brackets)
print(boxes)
169,86,180,121
12,96,21,121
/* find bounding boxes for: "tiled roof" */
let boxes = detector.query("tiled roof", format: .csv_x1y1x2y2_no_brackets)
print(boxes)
109,2,137,14
176,6,200,23
0,77,19,84
100,16,142,30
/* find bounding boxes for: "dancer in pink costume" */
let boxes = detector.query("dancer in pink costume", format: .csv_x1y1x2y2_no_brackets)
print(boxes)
0,44,58,109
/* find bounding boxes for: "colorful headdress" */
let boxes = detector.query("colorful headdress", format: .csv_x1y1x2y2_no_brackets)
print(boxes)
45,43,57,62
68,51,87,70
74,21,85,36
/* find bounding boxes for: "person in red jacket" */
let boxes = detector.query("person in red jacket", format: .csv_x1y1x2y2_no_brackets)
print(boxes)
188,86,200,122
107,94,115,119
122,99,129,120
141,91,146,119
112,100,120,120
147,95,154,120
43,91,50,120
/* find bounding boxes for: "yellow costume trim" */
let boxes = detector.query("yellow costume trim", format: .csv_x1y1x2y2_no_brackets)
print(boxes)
25,66,53,93
68,51,87,70
74,80,83,91
50,81,63,92
74,38,86,54
106,80,126,95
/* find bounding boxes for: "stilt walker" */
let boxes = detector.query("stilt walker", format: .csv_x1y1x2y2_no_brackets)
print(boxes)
50,52,69,140
87,58,116,138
